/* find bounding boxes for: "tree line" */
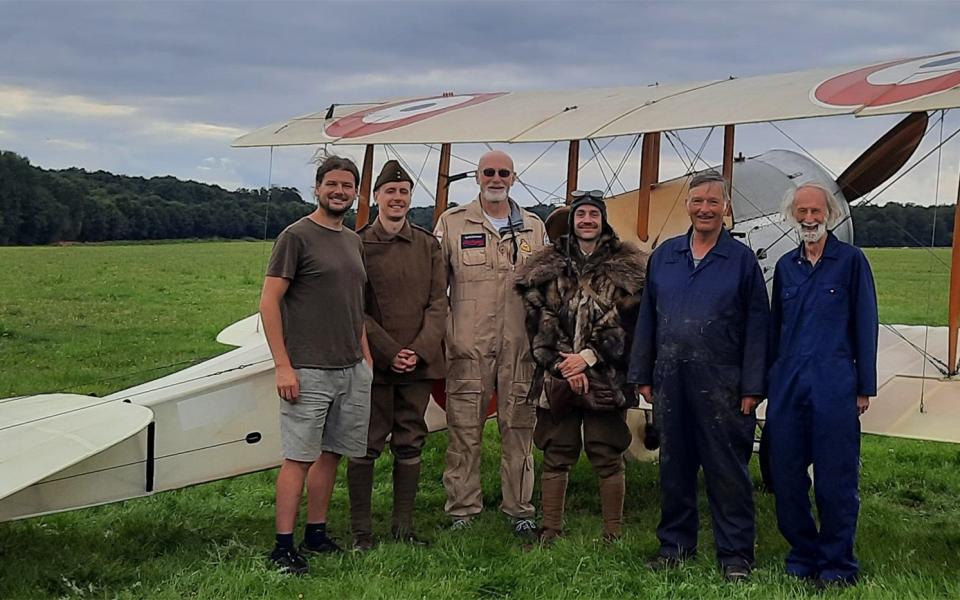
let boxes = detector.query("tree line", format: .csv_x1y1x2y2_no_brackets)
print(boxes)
0,150,954,247
0,151,312,245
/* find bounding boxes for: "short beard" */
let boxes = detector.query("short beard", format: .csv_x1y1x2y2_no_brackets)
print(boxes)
796,221,826,243
318,195,351,217
481,188,508,203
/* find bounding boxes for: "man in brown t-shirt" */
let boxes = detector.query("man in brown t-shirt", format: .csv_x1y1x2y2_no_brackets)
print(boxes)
260,155,374,575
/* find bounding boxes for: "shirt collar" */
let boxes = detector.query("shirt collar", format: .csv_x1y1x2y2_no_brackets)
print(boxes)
678,226,733,258
794,230,841,262
465,196,531,235
370,217,413,242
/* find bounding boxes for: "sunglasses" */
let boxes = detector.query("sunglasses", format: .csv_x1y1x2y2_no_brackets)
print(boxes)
571,189,604,200
481,168,513,178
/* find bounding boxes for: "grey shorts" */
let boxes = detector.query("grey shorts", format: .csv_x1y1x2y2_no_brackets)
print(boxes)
280,362,373,461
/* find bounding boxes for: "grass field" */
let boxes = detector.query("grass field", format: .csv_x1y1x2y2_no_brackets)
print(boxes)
0,242,958,599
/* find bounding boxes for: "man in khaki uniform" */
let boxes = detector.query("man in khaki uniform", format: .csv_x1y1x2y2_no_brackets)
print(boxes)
434,149,547,539
349,160,447,551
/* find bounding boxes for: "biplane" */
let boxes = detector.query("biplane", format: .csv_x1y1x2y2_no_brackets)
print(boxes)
3,51,960,522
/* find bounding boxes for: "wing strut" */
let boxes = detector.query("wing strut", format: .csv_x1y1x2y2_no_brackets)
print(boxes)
722,125,735,204
949,162,960,375
566,140,580,204
355,145,374,231
433,143,451,226
636,132,660,242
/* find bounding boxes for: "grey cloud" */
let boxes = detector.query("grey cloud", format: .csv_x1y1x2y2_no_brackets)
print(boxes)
1,0,958,206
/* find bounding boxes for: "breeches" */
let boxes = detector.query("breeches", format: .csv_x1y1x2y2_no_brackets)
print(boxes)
364,381,432,461
534,407,630,479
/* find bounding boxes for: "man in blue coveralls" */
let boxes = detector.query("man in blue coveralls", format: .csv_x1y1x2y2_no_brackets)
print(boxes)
628,171,769,582
766,183,877,588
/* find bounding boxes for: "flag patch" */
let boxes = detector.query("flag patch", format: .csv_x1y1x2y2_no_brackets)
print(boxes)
461,233,486,249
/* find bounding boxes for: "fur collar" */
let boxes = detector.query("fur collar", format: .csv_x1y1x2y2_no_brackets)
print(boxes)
517,234,647,294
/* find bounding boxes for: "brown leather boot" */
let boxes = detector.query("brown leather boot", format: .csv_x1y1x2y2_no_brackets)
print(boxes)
391,457,426,544
347,458,375,550
539,471,568,544
599,471,625,541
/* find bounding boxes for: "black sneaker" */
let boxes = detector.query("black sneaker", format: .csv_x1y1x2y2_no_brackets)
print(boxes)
723,563,751,582
269,546,309,575
513,518,538,542
300,533,343,554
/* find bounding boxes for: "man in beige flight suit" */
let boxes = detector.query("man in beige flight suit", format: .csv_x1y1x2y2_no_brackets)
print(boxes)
434,149,547,540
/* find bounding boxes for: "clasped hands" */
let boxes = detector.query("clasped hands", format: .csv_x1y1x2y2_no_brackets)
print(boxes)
390,348,419,373
558,352,589,394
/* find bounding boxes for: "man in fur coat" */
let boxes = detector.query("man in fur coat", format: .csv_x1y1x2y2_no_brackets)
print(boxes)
515,190,647,543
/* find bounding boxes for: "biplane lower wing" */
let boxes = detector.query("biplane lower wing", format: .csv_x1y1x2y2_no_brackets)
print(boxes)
0,395,154,503
864,325,960,443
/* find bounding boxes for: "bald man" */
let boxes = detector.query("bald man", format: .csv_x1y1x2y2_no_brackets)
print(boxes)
433,150,548,540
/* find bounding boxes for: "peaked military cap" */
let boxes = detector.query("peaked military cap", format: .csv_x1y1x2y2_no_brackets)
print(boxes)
374,160,413,191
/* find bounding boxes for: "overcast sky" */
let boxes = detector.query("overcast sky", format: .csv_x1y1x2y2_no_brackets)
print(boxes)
2,0,959,207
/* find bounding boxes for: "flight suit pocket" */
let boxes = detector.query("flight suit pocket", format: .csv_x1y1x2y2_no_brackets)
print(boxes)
445,362,482,428
819,283,847,319
459,248,494,282
506,361,536,428
502,394,537,429
462,248,486,266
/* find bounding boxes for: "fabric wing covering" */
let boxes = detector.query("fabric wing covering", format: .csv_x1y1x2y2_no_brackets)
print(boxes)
233,52,960,147
0,394,153,501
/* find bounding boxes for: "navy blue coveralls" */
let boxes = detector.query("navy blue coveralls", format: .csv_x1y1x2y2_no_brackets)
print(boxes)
629,227,769,568
766,232,877,583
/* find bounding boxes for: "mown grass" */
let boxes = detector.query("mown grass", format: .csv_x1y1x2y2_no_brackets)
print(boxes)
0,243,958,599
864,247,952,327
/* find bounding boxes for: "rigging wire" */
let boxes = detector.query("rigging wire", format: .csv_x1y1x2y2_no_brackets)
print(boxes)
385,145,436,203
591,138,631,194
652,132,697,243
414,144,435,192
545,136,623,201
881,324,950,376
920,111,948,411
256,146,276,328
588,139,615,197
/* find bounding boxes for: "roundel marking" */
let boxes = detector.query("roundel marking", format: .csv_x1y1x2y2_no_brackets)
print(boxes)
325,93,507,139
813,52,960,108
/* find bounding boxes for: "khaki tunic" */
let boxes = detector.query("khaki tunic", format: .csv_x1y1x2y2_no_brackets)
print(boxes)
358,219,447,460
434,197,547,519
360,219,447,383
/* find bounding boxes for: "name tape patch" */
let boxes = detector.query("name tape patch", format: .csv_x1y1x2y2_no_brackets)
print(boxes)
461,233,486,249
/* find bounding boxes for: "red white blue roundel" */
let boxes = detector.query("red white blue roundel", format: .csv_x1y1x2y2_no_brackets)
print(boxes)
814,52,960,108
326,93,506,139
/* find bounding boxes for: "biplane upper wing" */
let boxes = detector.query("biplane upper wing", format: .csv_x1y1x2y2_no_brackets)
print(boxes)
0,394,153,501
233,51,960,147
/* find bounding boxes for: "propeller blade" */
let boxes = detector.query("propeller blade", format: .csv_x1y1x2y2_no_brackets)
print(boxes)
836,111,928,202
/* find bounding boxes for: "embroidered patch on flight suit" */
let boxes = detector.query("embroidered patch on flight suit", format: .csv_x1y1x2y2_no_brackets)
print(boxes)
461,233,486,249
519,239,532,253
